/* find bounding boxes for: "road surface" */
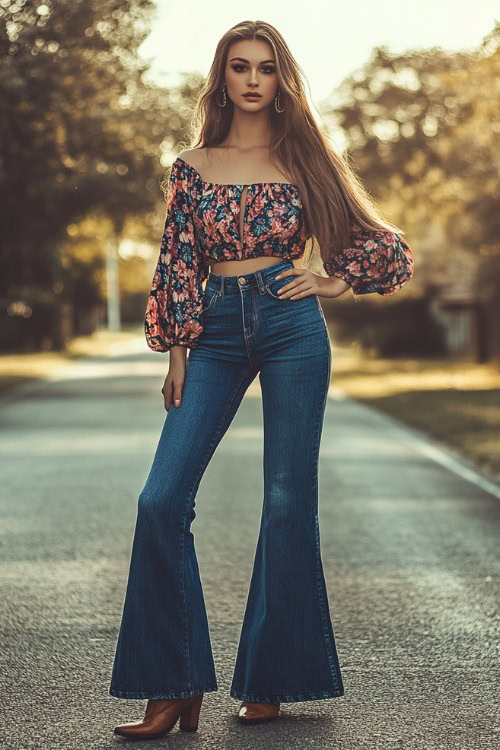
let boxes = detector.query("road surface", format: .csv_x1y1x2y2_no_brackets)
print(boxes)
0,339,499,748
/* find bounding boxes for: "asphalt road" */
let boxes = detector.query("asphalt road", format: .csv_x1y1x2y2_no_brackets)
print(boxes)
1,340,499,749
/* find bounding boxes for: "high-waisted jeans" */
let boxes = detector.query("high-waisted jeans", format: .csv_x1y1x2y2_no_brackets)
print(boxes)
109,258,345,703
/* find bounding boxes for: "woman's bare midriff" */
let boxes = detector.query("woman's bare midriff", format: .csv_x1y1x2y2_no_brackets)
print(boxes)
210,257,288,276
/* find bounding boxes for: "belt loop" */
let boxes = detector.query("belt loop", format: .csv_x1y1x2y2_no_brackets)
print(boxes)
256,270,265,294
220,274,225,298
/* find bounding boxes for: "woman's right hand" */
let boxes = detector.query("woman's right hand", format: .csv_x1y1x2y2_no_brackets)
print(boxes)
162,345,188,411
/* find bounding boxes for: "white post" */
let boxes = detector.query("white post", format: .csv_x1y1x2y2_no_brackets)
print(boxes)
106,234,121,331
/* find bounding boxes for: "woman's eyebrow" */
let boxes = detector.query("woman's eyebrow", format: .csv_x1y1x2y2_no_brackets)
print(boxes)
229,57,275,64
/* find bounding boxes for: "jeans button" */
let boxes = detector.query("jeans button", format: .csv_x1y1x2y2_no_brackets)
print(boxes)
239,277,246,285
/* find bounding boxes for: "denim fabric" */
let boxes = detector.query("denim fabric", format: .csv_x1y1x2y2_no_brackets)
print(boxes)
109,258,345,703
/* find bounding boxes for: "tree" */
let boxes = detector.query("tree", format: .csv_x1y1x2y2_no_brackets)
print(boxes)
320,22,500,356
0,0,201,349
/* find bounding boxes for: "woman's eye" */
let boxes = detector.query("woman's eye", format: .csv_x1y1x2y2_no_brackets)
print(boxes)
231,65,275,74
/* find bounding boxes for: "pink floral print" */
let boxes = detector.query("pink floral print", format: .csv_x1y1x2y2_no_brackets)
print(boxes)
323,222,414,296
145,156,414,352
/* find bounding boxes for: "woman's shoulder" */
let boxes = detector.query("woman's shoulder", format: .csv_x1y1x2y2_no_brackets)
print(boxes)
176,148,211,172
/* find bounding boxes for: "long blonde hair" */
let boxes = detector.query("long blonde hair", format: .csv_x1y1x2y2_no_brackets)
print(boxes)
169,19,404,263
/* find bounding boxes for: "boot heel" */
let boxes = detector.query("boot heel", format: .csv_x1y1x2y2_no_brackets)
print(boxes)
179,693,204,731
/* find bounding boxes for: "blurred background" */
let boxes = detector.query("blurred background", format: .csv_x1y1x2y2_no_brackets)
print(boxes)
1,0,499,478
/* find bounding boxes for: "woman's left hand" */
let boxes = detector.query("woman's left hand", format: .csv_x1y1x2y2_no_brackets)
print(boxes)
274,268,350,300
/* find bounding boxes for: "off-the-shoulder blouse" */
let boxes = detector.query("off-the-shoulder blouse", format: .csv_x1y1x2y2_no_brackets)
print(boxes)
145,156,414,352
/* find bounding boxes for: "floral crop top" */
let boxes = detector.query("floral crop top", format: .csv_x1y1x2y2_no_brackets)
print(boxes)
145,156,414,352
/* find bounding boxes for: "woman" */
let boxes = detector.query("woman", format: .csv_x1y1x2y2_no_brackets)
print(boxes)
109,20,414,739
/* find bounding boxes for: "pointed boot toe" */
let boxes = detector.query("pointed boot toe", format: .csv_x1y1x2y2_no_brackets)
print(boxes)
113,693,204,739
237,700,280,724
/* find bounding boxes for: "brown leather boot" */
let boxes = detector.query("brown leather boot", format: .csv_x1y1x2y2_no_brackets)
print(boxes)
237,700,280,724
113,693,204,738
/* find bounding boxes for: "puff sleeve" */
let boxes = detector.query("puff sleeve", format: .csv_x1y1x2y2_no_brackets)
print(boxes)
145,159,209,352
323,221,415,296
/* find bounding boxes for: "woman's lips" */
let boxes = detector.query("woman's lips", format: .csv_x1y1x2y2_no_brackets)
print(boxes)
243,93,261,99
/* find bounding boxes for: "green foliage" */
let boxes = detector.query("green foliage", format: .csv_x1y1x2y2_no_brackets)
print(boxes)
321,22,500,290
0,0,201,349
320,22,499,360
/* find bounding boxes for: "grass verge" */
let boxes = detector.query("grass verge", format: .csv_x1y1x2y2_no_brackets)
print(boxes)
331,343,500,481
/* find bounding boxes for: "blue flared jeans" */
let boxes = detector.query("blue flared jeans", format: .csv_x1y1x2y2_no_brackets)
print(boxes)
109,258,345,703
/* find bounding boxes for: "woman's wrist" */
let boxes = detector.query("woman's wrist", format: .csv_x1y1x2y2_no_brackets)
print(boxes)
169,344,189,361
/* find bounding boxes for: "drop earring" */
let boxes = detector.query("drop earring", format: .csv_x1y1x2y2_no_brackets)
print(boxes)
217,85,227,107
274,88,284,113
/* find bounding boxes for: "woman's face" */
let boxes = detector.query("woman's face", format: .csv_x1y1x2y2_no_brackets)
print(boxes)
224,39,279,113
